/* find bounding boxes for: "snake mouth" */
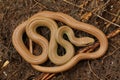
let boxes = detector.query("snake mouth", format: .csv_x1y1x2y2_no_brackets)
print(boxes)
80,42,93,47
84,41,94,46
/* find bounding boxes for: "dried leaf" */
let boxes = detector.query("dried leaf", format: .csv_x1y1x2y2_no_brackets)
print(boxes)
1,60,9,68
81,12,92,21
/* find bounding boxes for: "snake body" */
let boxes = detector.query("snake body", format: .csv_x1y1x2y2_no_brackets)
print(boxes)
12,11,108,73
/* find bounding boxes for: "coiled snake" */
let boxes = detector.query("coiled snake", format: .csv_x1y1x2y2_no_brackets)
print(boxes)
12,11,108,73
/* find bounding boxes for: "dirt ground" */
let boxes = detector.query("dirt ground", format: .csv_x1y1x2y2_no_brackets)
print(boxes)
0,0,120,80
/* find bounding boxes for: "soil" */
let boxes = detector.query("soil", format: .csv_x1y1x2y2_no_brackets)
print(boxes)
0,0,120,80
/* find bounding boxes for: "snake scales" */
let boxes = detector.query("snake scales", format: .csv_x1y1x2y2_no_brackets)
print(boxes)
12,11,108,73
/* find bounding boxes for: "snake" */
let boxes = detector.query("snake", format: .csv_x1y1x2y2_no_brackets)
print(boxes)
12,11,108,73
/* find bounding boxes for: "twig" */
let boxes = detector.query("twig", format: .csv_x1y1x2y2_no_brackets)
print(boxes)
105,17,117,28
34,73,46,80
63,0,120,28
105,10,120,28
41,73,50,80
87,61,101,79
96,14,120,28
33,0,47,9
104,10,120,18
29,2,38,9
106,28,120,38
45,73,55,80
35,73,55,80
63,0,83,8
102,47,120,64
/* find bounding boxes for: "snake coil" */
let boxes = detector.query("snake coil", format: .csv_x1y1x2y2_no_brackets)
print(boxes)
12,11,108,73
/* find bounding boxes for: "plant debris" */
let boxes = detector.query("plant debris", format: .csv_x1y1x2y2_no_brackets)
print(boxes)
0,0,120,80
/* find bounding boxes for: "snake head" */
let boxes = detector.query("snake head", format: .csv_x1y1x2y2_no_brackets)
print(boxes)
78,37,95,46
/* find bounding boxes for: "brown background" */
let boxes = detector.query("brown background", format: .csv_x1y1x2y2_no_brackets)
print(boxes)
0,0,120,80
